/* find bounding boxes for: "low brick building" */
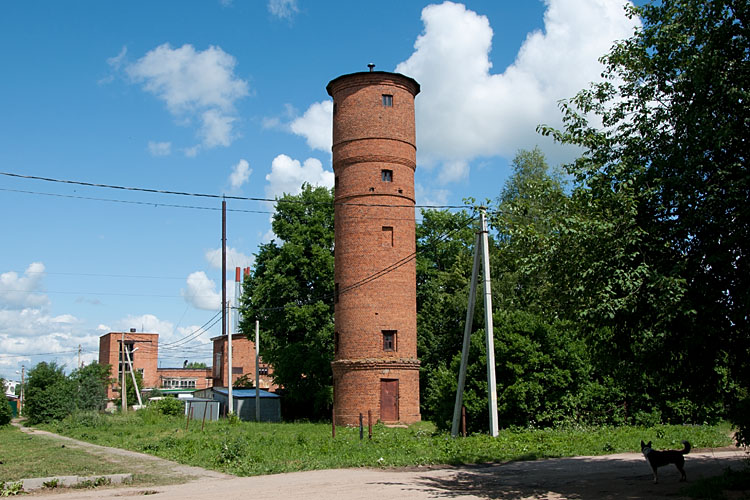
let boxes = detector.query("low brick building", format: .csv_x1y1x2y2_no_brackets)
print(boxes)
99,330,159,399
98,330,275,401
211,333,276,391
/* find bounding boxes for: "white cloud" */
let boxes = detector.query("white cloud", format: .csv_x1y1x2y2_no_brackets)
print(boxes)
289,101,333,152
0,262,48,310
228,159,252,190
182,271,221,311
415,183,450,208
148,141,172,156
107,46,128,70
112,314,174,338
126,43,249,150
268,0,298,19
265,154,334,199
204,247,255,270
392,0,638,182
201,109,236,148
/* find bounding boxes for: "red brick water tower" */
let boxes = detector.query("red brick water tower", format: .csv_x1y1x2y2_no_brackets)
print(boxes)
327,69,421,425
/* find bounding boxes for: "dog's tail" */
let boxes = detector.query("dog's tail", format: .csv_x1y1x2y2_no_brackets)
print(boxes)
681,440,691,454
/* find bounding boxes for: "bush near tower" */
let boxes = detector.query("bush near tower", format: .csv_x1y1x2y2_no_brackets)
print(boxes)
238,184,335,420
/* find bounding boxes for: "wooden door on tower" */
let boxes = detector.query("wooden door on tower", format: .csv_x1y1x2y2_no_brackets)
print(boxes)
380,379,399,421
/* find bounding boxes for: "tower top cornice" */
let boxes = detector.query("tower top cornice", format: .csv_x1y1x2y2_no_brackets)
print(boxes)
326,71,420,98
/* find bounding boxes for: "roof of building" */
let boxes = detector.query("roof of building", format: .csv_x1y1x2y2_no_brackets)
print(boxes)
213,387,279,399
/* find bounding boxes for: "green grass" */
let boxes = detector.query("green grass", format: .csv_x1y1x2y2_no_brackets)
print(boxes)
0,425,124,481
38,410,734,477
680,464,750,500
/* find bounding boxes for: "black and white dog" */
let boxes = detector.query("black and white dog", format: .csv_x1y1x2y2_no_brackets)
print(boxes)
640,440,691,483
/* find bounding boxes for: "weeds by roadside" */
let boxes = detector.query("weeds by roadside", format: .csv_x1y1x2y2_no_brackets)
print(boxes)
37,410,734,477
680,462,750,500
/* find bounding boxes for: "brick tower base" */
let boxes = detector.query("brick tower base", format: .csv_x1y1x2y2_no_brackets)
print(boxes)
332,359,420,426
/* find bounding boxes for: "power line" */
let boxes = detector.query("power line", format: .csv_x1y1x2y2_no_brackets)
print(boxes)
253,210,479,313
1,171,470,209
0,187,274,214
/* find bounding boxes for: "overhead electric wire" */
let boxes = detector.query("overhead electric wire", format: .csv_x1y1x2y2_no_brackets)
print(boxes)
0,187,274,214
254,210,479,313
0,171,470,209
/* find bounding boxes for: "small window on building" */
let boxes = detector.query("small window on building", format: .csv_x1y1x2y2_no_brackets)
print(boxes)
259,366,269,376
382,330,397,351
335,176,339,190
333,102,338,115
381,169,393,182
334,331,339,353
382,226,394,247
335,282,340,303
382,94,393,107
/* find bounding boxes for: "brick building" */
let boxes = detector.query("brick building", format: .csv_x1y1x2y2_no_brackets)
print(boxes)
99,330,159,400
211,333,275,390
327,69,421,425
98,329,275,401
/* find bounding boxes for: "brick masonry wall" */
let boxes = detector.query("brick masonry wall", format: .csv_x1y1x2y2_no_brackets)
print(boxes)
98,332,159,400
211,334,276,390
328,71,421,425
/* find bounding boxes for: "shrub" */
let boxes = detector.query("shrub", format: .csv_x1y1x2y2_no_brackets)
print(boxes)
150,397,185,416
0,398,12,426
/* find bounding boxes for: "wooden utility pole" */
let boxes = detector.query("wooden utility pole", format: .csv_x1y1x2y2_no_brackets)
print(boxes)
451,208,498,437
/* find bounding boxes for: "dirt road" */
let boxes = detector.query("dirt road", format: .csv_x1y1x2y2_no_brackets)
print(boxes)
27,447,746,500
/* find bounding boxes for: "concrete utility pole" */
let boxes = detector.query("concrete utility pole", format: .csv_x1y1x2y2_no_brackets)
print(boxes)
451,208,498,437
255,319,260,422
228,299,233,415
20,365,25,416
125,347,143,407
121,332,127,412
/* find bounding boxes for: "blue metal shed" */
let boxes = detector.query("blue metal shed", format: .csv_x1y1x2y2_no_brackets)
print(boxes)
210,388,281,422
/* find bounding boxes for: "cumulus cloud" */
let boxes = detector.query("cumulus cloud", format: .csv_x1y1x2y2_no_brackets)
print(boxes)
228,159,252,190
268,0,298,19
0,262,48,310
112,314,174,338
126,44,249,150
265,154,334,199
204,247,255,270
289,101,333,152
395,0,638,181
148,141,172,156
182,271,221,311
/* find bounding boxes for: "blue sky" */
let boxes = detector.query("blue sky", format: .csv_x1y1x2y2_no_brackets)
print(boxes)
0,0,639,381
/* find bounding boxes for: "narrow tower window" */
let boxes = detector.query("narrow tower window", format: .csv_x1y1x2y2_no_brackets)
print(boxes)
382,226,394,247
382,94,393,107
335,282,340,303
382,330,397,351
381,169,393,182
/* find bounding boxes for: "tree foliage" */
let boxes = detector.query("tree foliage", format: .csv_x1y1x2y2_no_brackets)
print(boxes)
0,398,11,426
71,362,111,412
238,184,335,420
24,362,74,424
538,0,748,434
24,361,113,423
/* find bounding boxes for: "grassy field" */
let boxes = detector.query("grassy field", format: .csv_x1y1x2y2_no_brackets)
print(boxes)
39,410,735,477
0,424,126,481
0,424,191,488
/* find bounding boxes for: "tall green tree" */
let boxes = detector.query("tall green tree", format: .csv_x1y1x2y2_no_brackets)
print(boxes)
540,0,747,430
238,184,335,419
24,361,74,424
71,362,111,412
